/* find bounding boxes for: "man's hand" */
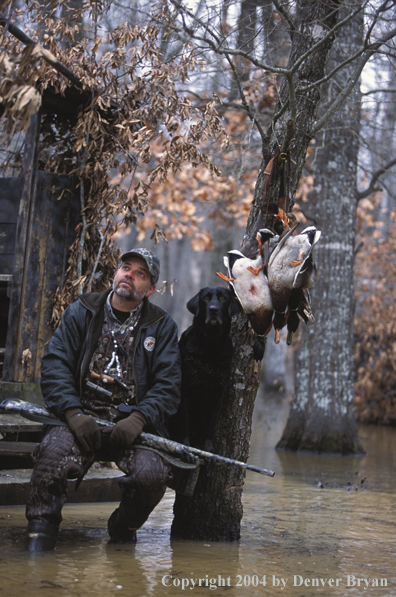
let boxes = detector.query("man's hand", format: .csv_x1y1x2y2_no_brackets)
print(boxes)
64,408,101,453
107,411,146,448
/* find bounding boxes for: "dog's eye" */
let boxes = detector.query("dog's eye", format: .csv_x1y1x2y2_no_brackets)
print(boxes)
203,296,210,301
219,296,226,302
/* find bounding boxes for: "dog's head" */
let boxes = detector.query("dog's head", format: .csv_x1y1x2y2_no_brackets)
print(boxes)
186,287,240,332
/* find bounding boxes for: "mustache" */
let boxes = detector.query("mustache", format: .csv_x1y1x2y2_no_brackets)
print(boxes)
117,278,134,288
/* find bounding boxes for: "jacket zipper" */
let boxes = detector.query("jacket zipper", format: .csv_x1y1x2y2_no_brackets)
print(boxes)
79,304,98,396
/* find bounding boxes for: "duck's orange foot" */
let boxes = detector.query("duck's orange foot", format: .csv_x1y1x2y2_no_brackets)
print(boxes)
256,235,263,255
290,251,303,266
216,272,234,282
276,208,290,229
247,265,263,275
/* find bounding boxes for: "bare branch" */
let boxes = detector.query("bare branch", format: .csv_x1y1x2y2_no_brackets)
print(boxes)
362,88,396,96
163,0,206,63
357,157,396,200
166,0,369,145
168,0,289,75
363,0,394,47
311,26,396,136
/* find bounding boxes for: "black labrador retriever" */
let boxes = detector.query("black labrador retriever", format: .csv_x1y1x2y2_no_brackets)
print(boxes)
170,286,240,452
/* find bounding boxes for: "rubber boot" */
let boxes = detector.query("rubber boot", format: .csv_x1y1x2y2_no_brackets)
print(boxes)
26,520,59,552
107,506,137,543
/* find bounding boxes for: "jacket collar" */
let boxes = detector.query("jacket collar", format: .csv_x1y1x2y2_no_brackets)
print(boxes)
78,289,165,326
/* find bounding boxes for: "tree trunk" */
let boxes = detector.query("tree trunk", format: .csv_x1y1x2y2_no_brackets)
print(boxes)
371,70,396,236
277,2,364,454
171,315,260,540
172,0,342,540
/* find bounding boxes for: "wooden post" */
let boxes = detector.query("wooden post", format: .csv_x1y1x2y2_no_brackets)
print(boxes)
2,111,41,381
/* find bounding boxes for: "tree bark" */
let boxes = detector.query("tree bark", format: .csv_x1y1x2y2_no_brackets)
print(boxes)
277,2,364,454
245,0,341,241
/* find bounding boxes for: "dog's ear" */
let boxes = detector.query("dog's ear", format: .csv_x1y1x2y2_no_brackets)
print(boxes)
228,292,241,318
186,293,200,316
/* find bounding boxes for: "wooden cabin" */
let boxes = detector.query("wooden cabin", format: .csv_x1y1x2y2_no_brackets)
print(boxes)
0,18,98,404
0,101,83,403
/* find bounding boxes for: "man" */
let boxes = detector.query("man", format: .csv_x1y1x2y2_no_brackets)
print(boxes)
26,248,181,551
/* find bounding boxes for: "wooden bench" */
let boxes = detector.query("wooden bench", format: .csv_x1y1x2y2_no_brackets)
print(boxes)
0,413,41,468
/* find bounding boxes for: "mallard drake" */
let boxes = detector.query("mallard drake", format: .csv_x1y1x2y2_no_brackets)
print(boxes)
256,225,289,344
272,310,288,344
267,225,321,313
216,249,274,336
266,225,320,343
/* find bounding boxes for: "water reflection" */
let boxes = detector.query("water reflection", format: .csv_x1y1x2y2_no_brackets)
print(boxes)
1,391,396,596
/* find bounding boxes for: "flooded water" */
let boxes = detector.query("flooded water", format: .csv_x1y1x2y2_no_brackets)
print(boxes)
1,391,396,597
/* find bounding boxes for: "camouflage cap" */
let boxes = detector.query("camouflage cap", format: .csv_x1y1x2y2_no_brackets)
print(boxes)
120,248,160,285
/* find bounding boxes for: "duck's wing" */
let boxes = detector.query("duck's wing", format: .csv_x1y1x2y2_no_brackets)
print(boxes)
284,287,314,345
223,255,230,277
297,257,316,289
291,227,321,288
268,223,299,267
227,250,246,274
298,288,314,323
302,226,321,248
223,250,248,307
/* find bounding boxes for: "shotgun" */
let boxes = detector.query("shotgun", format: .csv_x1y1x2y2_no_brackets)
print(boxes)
0,398,275,477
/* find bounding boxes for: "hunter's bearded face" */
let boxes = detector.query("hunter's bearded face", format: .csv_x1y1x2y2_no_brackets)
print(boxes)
113,258,155,303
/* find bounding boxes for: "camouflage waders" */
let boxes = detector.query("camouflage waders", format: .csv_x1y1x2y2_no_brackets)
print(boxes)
26,425,172,540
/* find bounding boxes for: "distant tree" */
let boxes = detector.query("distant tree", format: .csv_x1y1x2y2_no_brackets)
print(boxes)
276,2,364,454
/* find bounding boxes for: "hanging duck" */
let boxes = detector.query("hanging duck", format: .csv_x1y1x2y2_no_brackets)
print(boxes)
267,225,321,343
216,243,274,337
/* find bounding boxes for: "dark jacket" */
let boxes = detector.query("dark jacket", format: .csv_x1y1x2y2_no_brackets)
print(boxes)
40,289,181,438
